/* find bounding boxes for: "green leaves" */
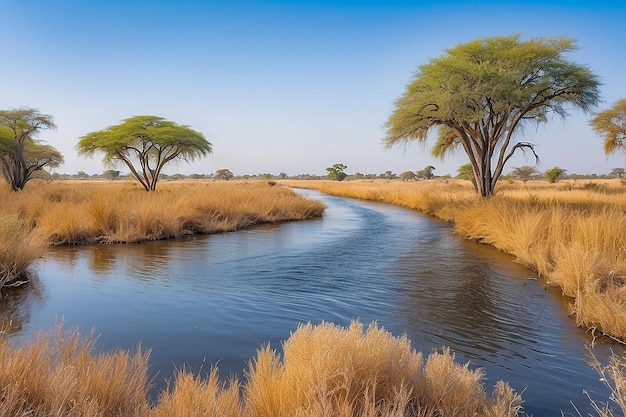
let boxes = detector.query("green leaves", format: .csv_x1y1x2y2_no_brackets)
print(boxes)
77,115,212,191
384,34,601,197
0,108,61,190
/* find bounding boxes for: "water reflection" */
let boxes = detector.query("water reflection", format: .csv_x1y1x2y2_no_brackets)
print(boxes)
0,274,43,335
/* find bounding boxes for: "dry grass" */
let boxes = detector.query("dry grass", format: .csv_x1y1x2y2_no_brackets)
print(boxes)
0,321,524,417
1,180,325,245
0,180,325,287
0,213,45,288
282,179,626,341
581,345,626,417
0,322,151,417
240,321,522,417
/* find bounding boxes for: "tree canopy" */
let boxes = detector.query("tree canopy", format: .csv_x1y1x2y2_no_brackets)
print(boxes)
510,165,538,183
0,108,63,191
589,98,626,158
384,34,601,197
77,115,212,191
326,163,347,181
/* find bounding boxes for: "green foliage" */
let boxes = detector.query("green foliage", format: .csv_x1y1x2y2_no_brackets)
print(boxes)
457,163,477,191
77,115,212,191
590,99,626,157
416,165,435,179
326,163,348,181
545,166,567,183
0,107,63,191
384,34,601,197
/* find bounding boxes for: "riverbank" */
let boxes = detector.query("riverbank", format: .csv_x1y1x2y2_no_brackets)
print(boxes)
0,180,325,288
281,178,626,343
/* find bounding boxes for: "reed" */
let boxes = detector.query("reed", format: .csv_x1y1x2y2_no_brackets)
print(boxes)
0,321,524,417
583,345,626,417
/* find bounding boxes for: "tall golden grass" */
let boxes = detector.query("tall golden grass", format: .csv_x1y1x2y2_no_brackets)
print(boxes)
0,214,45,288
0,321,524,417
0,322,151,417
281,179,626,341
0,180,325,288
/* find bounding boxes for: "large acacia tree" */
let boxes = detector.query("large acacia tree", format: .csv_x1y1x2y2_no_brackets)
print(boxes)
589,99,626,159
0,108,64,191
384,34,601,197
77,115,212,191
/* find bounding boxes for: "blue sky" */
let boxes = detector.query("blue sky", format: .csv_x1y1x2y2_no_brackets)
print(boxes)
2,0,625,177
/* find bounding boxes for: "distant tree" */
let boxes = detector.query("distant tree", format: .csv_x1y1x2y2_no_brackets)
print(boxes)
279,172,288,179
384,170,396,180
609,167,625,180
215,169,233,180
384,35,601,197
103,169,120,180
75,171,89,179
188,173,207,179
0,107,64,191
416,165,435,179
399,171,417,181
545,166,566,183
326,163,347,181
590,99,626,160
77,115,212,191
510,165,538,183
456,163,477,190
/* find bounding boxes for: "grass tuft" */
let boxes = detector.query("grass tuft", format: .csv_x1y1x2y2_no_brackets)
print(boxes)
0,321,525,417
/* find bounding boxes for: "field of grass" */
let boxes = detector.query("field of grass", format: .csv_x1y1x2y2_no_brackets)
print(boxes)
0,179,325,288
0,320,523,417
281,178,626,342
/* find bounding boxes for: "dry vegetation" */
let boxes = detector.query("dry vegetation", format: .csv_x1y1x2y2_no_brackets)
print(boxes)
0,214,45,288
0,320,524,417
0,179,325,288
281,178,626,342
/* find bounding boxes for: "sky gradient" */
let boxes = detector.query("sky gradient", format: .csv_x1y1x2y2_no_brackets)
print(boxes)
2,0,625,177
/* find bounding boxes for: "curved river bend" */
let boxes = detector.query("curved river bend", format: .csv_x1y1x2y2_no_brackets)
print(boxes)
3,189,622,416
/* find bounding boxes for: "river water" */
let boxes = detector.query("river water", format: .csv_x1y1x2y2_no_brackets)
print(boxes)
2,189,622,416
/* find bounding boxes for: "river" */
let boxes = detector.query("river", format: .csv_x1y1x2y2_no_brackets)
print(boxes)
2,189,622,416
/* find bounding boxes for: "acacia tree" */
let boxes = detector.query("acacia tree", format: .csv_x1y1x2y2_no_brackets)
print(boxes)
215,168,233,180
416,165,435,179
545,166,566,183
511,165,538,183
326,163,347,181
384,34,601,197
590,99,626,160
77,115,212,191
0,108,64,191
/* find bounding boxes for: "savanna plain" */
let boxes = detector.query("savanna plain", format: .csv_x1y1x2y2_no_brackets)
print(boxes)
1,178,625,417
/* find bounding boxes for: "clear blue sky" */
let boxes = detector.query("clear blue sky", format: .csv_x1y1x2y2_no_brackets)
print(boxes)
2,0,625,177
